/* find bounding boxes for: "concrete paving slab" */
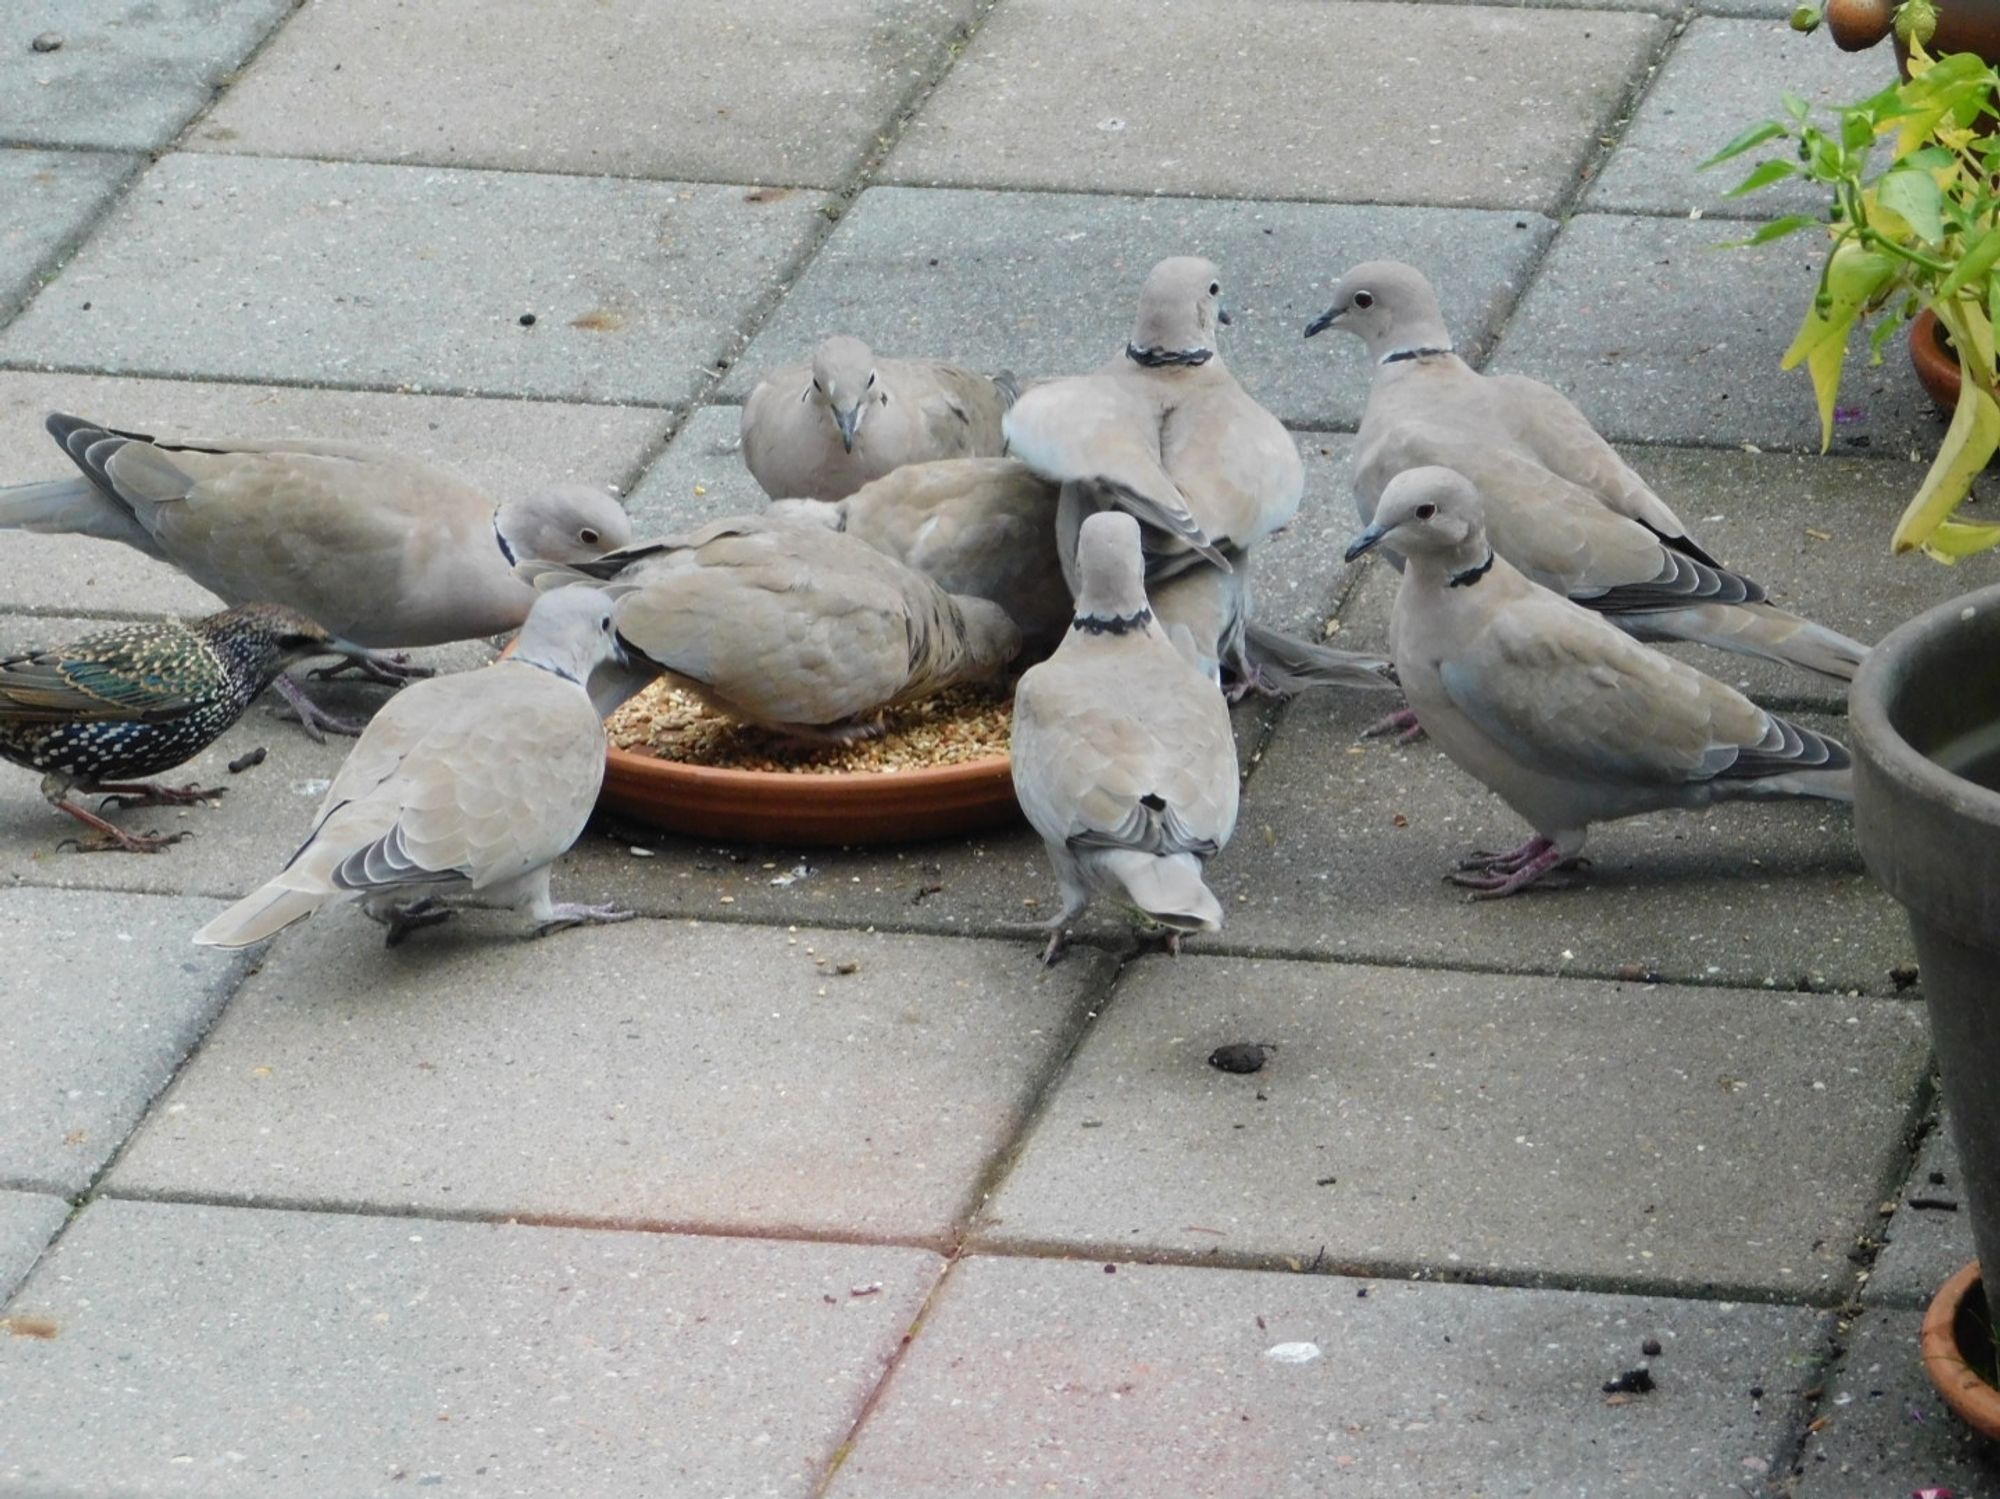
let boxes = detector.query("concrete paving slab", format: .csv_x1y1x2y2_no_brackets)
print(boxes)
0,1,293,152
885,0,1667,212
0,370,668,620
979,952,1927,1295
1589,18,1891,219
0,1190,66,1303
0,1197,939,1497
0,148,136,321
1867,1118,1977,1311
623,404,775,536
1794,1307,2000,1495
0,886,242,1194
192,0,977,188
828,1255,1827,1498
1487,211,1941,454
0,154,828,406
717,188,1557,430
1216,581,1915,994
110,919,1112,1241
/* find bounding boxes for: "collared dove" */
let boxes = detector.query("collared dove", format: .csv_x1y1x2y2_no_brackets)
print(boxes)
740,336,1015,501
0,414,633,736
193,587,632,948
1344,468,1852,897
1306,262,1868,684
1011,511,1240,963
767,457,1072,661
0,604,332,853
1006,256,1380,696
522,515,1022,737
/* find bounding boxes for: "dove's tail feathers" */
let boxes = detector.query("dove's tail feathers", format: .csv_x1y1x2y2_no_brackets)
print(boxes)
1619,601,1869,683
0,477,157,550
1712,713,1855,805
192,880,334,949
1093,849,1223,933
1241,621,1399,694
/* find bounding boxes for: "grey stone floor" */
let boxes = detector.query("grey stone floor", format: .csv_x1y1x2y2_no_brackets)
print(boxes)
0,2,1995,1495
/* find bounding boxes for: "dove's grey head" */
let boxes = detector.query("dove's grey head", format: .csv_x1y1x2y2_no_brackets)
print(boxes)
1074,510,1152,625
513,584,625,684
807,335,882,453
953,596,1025,680
1344,467,1488,570
499,484,633,569
1304,260,1452,363
1128,257,1230,366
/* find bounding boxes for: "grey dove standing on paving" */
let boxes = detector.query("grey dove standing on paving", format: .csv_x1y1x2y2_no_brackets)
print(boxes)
1011,511,1240,964
520,515,1021,738
1344,468,1853,897
0,413,634,738
0,604,333,853
194,587,633,949
1305,262,1869,685
1006,256,1392,697
766,456,1072,661
740,335,1015,501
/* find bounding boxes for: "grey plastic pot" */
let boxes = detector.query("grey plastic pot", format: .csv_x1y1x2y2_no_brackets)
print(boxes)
1852,579,2000,1287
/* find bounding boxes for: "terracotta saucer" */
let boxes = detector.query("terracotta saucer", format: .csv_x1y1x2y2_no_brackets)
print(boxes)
1922,1259,2000,1439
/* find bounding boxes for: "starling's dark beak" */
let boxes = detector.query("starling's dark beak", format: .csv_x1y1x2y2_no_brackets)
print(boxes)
1343,521,1389,563
835,406,860,453
1217,306,1233,326
1304,305,1338,339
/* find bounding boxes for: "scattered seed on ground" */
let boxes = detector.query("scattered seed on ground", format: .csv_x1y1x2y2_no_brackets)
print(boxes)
1642,1337,1662,1357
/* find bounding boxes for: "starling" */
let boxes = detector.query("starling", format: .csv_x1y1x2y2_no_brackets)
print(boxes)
0,604,334,852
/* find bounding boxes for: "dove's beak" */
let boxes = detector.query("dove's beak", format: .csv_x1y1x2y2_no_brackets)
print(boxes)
1217,306,1233,326
1304,305,1338,339
1343,521,1389,563
834,406,861,453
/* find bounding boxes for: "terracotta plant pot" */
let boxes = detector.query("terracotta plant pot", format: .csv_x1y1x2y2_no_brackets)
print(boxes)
1910,307,1963,410
1853,580,2000,1327
599,744,1020,845
1923,1261,2000,1439
1826,0,2000,65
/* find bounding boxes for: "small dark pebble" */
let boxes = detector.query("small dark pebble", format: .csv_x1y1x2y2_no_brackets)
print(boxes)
1355,1287,1369,1298
1315,1176,1338,1187
1642,1337,1662,1357
31,31,63,52
518,312,537,326
1103,1264,1116,1274
1602,1367,1654,1395
1908,1196,1960,1212
1749,1385,1765,1400
1930,1169,1948,1186
1208,1042,1266,1075
1891,964,1921,991
227,746,268,774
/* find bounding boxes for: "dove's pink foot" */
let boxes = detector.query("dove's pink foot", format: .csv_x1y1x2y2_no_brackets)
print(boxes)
1362,706,1425,744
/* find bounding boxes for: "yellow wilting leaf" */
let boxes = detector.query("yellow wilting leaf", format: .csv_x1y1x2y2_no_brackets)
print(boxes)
1921,517,2000,560
1893,369,2000,553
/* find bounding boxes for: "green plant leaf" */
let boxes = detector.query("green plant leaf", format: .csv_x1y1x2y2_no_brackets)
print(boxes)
1920,516,2000,559
1937,223,2000,299
1893,373,2000,553
1725,158,1800,197
1698,120,1785,170
1717,214,1821,247
1878,167,1946,241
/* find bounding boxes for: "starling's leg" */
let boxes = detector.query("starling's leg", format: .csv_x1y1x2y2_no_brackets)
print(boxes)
94,780,226,811
311,649,435,687
268,674,366,741
1361,705,1426,744
50,797,188,854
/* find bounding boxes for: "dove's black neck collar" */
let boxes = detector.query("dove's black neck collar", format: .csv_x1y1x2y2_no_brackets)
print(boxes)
493,513,518,567
1380,345,1453,366
1126,343,1213,369
514,654,581,685
1448,550,1496,589
1072,606,1153,635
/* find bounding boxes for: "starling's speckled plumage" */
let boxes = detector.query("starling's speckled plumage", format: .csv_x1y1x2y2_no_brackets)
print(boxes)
0,604,334,851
